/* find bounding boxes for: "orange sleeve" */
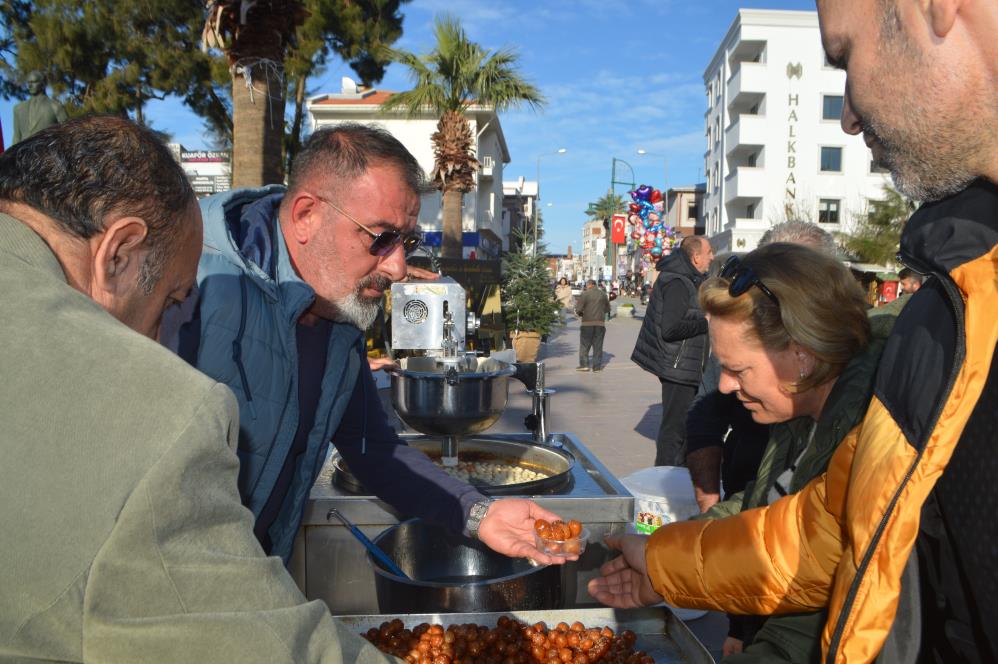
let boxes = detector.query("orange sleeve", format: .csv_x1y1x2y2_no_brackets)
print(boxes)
644,430,855,614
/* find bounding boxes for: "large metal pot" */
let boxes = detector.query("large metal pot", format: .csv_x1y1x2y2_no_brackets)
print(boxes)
391,357,515,436
369,519,562,614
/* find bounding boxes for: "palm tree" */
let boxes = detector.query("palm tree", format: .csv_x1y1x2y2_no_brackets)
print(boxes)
382,15,544,258
202,0,308,187
586,191,626,231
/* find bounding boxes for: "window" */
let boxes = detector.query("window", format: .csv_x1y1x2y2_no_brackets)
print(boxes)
822,95,843,120
747,152,757,167
820,146,843,172
818,198,841,224
687,202,698,223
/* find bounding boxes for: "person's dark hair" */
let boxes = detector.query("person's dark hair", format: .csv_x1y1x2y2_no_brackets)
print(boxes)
586,279,596,287
287,123,426,200
898,267,922,283
0,115,195,293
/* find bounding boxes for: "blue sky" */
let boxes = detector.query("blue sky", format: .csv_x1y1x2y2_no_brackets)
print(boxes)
0,0,817,255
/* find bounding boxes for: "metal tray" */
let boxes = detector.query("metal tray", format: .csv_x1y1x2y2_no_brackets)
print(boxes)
336,606,714,663
332,437,575,496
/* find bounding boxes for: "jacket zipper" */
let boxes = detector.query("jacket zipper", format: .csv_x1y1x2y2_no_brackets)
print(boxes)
826,265,967,663
672,339,688,369
232,275,256,420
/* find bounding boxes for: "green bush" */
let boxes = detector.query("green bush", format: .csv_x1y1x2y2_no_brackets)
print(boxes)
501,247,559,335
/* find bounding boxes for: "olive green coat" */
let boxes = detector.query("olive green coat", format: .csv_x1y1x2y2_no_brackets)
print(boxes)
0,213,398,663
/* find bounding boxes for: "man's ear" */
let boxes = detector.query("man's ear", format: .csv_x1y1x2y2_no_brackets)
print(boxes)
91,216,149,296
928,0,960,38
286,192,321,245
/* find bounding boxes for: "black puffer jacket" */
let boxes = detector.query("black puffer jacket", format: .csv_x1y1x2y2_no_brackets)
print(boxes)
631,251,708,385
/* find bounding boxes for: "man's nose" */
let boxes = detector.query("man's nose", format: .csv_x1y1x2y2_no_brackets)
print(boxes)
840,81,862,136
380,244,408,282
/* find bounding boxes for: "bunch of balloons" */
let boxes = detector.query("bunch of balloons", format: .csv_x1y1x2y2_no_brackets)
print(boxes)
626,184,680,258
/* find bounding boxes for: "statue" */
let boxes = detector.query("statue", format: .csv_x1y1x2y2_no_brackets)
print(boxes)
12,72,67,144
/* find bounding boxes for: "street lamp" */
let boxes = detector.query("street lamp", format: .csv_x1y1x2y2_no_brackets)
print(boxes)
534,148,567,255
636,149,669,191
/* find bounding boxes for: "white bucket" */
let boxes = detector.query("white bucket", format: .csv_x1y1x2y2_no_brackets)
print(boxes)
621,466,700,534
620,466,706,621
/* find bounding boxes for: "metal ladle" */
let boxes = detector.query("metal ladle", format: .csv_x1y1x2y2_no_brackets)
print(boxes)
326,508,410,579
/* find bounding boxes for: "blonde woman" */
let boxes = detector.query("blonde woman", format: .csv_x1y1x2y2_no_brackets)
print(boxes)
590,243,896,662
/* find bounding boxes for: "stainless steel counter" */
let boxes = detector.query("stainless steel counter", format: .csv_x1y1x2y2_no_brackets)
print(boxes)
290,432,635,615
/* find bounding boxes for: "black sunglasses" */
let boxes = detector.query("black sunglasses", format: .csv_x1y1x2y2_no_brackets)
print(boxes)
313,193,422,257
719,255,780,307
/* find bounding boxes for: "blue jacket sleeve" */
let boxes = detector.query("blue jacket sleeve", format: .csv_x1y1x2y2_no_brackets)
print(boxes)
332,360,485,533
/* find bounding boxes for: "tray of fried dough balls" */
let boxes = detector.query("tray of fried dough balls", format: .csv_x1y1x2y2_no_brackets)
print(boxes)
341,607,714,664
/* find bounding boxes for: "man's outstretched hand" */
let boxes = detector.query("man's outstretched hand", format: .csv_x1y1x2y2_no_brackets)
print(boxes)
587,533,663,608
478,498,580,566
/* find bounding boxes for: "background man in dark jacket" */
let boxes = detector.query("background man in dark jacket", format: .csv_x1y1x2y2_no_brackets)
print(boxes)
631,235,714,465
575,279,610,371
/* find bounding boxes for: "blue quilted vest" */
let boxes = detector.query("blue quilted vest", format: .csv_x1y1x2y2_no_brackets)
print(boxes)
180,186,364,563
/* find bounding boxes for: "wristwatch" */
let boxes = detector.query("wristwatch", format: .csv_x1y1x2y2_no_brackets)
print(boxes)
465,499,493,538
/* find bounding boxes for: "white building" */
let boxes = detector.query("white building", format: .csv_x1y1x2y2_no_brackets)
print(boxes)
581,220,607,282
501,178,538,254
307,78,512,259
703,10,890,252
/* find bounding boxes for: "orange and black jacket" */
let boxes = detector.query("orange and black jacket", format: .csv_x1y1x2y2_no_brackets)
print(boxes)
644,180,998,663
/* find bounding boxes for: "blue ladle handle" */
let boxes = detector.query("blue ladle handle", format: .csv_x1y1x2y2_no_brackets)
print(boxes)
326,509,410,579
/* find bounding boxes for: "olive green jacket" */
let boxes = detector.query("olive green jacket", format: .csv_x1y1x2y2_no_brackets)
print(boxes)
0,213,397,663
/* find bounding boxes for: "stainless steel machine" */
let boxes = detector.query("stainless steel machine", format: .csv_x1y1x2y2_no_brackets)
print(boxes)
287,278,635,615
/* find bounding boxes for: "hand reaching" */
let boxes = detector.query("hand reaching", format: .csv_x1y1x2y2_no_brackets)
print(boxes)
478,498,579,565
586,534,663,608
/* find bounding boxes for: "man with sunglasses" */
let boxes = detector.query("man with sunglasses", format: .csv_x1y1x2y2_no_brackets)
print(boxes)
166,124,566,568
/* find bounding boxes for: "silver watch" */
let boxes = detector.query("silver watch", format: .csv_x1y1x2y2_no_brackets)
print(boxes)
465,499,493,538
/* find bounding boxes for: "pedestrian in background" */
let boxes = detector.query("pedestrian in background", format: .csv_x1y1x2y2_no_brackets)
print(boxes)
575,279,610,372
555,276,574,324
631,235,714,466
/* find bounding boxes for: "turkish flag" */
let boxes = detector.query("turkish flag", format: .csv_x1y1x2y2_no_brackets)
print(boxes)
611,214,626,244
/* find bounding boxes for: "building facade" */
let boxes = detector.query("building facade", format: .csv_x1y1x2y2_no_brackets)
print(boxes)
581,220,608,282
664,184,706,238
307,77,512,259
501,178,537,254
703,10,890,252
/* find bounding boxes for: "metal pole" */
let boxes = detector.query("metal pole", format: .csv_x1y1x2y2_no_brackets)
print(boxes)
534,156,540,256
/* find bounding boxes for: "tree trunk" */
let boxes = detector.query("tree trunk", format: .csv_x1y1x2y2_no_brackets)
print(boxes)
231,61,285,187
285,73,308,176
441,188,463,258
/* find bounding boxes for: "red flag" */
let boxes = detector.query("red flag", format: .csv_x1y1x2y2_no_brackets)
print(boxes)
611,214,627,244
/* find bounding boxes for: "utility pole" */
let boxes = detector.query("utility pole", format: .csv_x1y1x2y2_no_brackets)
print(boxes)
609,158,635,282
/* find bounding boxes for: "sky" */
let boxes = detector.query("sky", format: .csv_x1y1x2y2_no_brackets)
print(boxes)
0,0,819,256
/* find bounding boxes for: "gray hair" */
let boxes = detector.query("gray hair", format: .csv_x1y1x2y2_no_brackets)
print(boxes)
0,115,195,293
759,220,836,255
287,123,426,199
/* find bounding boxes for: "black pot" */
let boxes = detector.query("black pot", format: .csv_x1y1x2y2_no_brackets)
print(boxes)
368,519,562,614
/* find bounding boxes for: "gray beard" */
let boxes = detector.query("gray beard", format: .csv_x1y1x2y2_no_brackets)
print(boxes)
330,273,391,330
332,291,381,330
